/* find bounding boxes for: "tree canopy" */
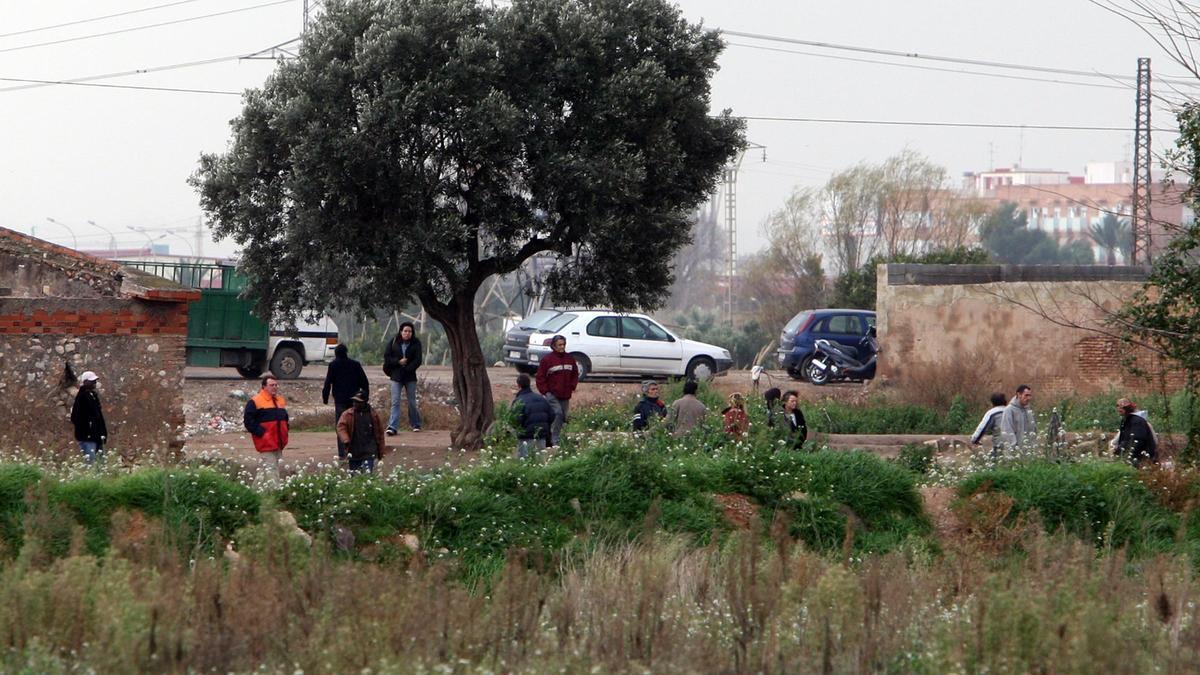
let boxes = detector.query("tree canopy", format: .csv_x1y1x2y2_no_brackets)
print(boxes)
192,0,744,447
980,202,1095,265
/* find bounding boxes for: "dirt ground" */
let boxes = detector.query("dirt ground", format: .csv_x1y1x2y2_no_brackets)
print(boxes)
180,365,872,472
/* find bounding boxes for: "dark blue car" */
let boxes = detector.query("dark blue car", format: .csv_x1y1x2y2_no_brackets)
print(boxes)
776,309,876,380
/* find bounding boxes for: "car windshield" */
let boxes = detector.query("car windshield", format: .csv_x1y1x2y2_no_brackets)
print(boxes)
517,309,562,330
538,313,577,333
783,311,811,334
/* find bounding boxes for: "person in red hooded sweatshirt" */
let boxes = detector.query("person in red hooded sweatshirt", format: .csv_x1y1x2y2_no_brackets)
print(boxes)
244,375,289,480
535,335,579,447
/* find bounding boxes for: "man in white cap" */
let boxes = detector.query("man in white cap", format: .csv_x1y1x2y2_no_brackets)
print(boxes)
70,371,108,464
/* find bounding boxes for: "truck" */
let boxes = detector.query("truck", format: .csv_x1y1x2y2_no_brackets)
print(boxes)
119,261,338,379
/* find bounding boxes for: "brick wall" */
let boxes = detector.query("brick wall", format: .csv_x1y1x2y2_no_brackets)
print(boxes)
876,264,1181,399
0,297,191,458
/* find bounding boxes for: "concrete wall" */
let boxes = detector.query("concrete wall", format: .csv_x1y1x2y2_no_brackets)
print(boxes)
0,297,190,457
876,264,1181,399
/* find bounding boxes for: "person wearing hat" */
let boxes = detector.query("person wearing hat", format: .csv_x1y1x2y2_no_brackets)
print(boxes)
336,388,386,473
534,334,579,446
70,370,108,465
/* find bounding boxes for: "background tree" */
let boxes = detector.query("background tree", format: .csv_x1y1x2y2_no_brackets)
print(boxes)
193,0,743,448
980,202,1095,264
665,200,728,312
1089,213,1133,265
739,187,826,336
875,150,952,257
822,164,882,275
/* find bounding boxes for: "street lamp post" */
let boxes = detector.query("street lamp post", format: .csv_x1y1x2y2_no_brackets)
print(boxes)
86,220,118,254
126,225,156,253
44,217,79,249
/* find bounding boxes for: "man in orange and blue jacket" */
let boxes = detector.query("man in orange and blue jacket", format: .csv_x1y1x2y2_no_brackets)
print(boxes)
244,375,289,479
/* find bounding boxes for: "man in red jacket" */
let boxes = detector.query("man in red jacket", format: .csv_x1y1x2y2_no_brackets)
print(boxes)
535,335,579,446
244,375,289,480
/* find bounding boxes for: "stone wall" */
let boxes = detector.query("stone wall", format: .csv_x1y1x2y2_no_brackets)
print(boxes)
0,297,190,457
876,264,1182,400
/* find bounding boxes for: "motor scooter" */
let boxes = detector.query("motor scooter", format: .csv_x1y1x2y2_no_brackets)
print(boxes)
807,327,878,385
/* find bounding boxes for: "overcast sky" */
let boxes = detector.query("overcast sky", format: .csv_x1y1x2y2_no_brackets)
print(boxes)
0,0,1190,259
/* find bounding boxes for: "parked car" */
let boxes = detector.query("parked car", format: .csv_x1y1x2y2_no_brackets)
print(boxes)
522,310,733,380
776,309,876,380
502,308,570,374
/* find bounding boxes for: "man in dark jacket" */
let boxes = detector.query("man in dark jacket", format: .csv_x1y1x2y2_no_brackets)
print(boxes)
323,344,370,460
382,322,423,434
632,381,667,432
534,335,579,446
1115,398,1158,468
513,374,553,459
336,389,386,473
70,370,108,465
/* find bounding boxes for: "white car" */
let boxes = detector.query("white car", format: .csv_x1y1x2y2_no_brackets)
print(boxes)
523,310,733,381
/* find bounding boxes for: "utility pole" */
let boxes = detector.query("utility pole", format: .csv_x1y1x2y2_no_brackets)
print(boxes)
1131,57,1153,265
195,216,204,259
722,142,765,325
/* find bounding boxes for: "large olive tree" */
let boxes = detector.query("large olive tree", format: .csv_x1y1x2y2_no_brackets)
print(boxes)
193,0,743,448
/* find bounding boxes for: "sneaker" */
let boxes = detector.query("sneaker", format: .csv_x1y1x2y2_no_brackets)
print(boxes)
412,427,421,433
386,427,397,436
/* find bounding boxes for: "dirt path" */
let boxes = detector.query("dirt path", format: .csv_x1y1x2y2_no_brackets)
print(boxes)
184,429,478,473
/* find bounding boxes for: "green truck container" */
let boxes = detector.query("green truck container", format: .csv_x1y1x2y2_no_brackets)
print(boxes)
118,261,337,379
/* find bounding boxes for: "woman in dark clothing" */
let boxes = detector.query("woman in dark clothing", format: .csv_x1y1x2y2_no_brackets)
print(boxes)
70,370,108,465
632,381,667,432
779,390,808,450
763,387,782,429
383,322,423,434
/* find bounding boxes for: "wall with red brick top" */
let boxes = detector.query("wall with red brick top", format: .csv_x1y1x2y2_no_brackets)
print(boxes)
0,297,191,458
876,267,1183,399
0,298,189,335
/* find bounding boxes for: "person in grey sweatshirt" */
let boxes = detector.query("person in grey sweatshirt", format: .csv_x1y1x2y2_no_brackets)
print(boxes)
998,384,1036,451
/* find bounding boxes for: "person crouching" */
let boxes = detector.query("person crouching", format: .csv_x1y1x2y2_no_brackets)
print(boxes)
337,389,386,473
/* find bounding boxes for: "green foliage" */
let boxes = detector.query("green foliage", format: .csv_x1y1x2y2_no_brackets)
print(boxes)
832,246,990,309
0,467,260,558
957,461,1176,555
669,308,772,368
893,443,936,475
980,202,1096,265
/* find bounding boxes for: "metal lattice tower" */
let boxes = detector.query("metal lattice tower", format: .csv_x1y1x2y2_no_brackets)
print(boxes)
1131,57,1153,265
722,142,765,325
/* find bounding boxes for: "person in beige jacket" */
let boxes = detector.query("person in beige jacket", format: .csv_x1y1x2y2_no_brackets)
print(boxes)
668,380,708,436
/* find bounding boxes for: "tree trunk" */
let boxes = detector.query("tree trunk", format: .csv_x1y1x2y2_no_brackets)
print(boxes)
425,294,495,450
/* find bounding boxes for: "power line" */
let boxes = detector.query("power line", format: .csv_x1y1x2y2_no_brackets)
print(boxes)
720,29,1200,86
730,115,1179,133
0,0,297,55
725,41,1132,91
0,76,240,95
0,50,279,95
0,0,207,40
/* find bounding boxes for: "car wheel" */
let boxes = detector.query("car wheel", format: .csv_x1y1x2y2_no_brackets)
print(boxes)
793,355,815,381
270,347,303,379
685,356,716,382
807,359,830,385
570,353,591,380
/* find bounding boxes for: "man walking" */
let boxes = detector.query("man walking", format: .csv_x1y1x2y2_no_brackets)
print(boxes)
383,322,423,434
513,374,553,459
70,370,108,465
322,343,369,460
244,375,289,480
535,335,579,446
1114,398,1158,468
337,389,386,473
970,392,1009,448
998,384,1036,451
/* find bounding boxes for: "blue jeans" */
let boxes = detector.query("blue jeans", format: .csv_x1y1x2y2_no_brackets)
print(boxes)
545,394,569,446
389,380,421,430
348,457,375,473
79,441,104,465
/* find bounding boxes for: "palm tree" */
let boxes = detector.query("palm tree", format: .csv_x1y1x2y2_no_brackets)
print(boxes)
1088,213,1132,265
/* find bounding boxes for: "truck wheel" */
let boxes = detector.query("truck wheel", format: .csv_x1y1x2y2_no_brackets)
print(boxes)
236,362,264,379
270,347,303,379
